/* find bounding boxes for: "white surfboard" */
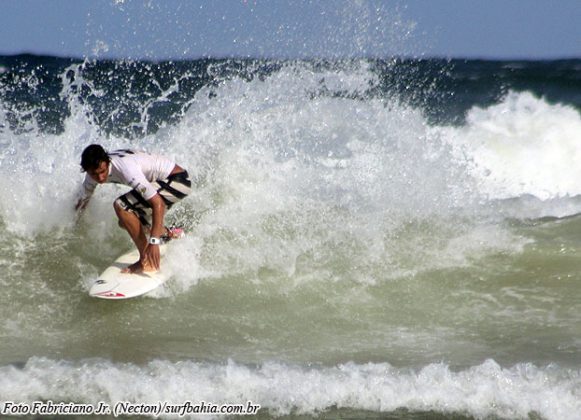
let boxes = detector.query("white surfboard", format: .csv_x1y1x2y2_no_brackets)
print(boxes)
89,244,170,299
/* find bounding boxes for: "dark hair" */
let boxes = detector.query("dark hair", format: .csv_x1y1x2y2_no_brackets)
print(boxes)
80,144,110,172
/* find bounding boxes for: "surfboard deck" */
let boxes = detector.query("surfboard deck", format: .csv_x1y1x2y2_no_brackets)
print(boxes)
89,244,170,300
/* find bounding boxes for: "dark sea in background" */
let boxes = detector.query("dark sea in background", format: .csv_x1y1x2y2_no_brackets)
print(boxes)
0,55,580,419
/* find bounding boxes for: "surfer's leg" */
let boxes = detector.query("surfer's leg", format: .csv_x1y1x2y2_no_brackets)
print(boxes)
113,189,157,273
113,201,152,273
150,171,193,241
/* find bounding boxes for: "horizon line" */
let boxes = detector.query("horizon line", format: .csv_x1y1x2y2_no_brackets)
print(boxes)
1,51,580,63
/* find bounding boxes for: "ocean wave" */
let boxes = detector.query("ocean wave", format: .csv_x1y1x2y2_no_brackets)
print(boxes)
0,357,579,419
439,90,581,200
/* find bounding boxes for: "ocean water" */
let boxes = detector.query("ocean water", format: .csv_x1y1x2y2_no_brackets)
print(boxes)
0,55,580,419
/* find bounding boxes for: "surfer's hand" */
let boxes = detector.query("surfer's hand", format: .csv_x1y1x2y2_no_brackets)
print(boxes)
145,244,161,271
73,198,89,226
75,197,90,212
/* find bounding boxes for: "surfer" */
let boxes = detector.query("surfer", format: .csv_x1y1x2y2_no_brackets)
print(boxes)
75,144,192,273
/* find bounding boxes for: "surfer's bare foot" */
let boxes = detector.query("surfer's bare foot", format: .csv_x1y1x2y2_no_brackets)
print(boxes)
141,261,157,272
121,261,142,274
121,261,157,274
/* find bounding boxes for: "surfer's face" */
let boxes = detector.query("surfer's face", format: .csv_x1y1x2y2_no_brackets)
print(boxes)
88,160,109,184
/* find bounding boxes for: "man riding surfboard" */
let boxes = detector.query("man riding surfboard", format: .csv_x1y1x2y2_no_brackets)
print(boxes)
76,144,191,273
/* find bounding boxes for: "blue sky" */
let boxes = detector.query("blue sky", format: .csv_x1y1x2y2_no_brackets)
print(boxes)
1,0,580,60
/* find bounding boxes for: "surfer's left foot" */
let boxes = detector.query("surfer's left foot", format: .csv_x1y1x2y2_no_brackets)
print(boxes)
121,261,157,274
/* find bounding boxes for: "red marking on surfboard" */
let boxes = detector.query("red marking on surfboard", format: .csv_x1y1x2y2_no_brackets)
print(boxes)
96,291,126,298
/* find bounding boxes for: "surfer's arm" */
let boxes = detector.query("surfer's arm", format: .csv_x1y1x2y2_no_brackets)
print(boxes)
75,176,97,215
144,193,166,270
74,196,90,227
122,163,166,269
75,197,90,212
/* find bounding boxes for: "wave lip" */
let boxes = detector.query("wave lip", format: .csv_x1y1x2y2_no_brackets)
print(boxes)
1,357,579,419
441,90,581,201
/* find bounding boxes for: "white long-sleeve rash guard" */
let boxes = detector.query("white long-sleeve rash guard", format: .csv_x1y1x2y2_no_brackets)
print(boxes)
79,149,176,204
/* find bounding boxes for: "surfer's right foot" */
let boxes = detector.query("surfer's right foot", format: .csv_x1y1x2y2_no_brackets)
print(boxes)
121,261,143,274
122,261,157,274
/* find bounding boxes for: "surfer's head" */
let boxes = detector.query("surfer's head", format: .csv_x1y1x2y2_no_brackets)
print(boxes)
81,144,110,184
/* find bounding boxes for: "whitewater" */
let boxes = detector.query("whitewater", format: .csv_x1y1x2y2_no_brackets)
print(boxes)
0,56,580,419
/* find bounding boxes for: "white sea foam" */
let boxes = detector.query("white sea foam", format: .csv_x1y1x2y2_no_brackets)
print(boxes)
0,357,578,419
1,64,578,290
440,91,581,200
0,65,580,420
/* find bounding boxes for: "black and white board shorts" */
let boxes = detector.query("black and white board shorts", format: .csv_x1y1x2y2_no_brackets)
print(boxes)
114,171,192,227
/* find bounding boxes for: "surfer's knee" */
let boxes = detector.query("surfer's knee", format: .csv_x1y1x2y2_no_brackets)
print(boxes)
113,199,122,213
113,200,129,228
113,199,130,217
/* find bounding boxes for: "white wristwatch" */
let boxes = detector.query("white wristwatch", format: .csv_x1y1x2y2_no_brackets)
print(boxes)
149,237,161,245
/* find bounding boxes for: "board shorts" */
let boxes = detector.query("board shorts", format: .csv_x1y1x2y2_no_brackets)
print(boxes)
113,171,192,227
